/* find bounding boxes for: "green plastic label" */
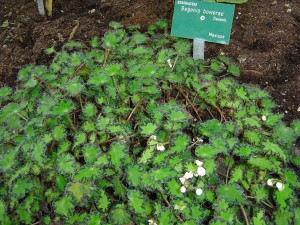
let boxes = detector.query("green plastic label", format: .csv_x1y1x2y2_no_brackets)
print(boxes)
171,1,235,45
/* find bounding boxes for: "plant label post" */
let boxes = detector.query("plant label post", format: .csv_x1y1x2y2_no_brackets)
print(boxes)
171,0,235,60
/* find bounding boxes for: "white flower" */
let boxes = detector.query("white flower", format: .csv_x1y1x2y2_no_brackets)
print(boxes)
156,143,165,151
183,171,194,179
267,179,274,186
149,135,157,141
197,137,204,143
276,182,284,191
148,220,157,225
179,177,185,185
262,115,267,121
195,160,203,167
174,204,186,210
197,167,206,176
297,107,300,112
167,58,172,68
180,186,187,193
196,188,203,196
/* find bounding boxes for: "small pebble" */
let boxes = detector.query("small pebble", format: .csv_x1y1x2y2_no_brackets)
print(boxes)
88,9,96,14
287,9,292,13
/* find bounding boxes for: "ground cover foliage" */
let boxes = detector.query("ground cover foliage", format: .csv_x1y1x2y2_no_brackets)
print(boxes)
0,20,300,225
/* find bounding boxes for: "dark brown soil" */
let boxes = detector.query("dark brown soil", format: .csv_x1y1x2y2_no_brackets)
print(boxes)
0,0,299,123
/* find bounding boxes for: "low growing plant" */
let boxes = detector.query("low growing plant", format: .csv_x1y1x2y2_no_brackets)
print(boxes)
0,20,299,225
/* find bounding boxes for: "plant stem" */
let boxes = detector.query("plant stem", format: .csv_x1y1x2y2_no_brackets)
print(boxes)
126,97,145,123
159,190,171,208
225,158,233,184
104,48,110,67
171,55,178,71
17,113,28,121
173,86,202,121
99,133,138,146
66,115,77,133
68,63,85,81
240,205,250,225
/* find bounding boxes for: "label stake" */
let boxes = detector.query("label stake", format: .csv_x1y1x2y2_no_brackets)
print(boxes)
193,39,205,60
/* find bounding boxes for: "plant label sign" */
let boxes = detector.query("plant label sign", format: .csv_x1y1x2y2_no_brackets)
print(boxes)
171,1,235,45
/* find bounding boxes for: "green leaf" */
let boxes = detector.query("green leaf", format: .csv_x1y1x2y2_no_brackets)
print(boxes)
75,166,101,180
167,179,182,197
140,122,157,136
53,125,66,140
0,149,17,172
127,165,143,187
65,77,84,96
275,184,293,210
243,117,261,128
0,87,12,98
0,103,20,122
97,190,110,212
67,181,93,202
292,120,300,136
139,145,156,164
83,102,97,118
87,213,102,225
273,123,296,146
264,114,283,127
196,144,220,158
198,119,223,137
57,154,75,174
109,21,123,29
228,64,240,76
174,40,191,56
56,174,67,191
74,132,87,147
17,206,32,224
274,209,293,225
88,74,109,86
294,208,300,225
170,135,189,153
112,176,126,198
32,141,46,166
151,167,177,181
90,37,100,48
283,169,299,187
128,190,148,215
248,157,274,170
244,130,260,145
217,184,247,204
131,32,148,45
109,204,131,225
52,100,74,117
83,145,100,164
108,142,126,171
157,209,176,225
54,196,75,216
262,141,286,161
168,110,188,122
11,178,34,198
102,32,122,49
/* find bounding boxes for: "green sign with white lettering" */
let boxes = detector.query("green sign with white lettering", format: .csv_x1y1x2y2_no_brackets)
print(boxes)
171,0,235,45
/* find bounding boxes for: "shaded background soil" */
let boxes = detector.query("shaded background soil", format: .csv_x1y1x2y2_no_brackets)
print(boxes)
0,0,299,123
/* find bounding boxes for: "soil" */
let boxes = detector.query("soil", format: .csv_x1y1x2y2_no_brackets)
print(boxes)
0,0,299,123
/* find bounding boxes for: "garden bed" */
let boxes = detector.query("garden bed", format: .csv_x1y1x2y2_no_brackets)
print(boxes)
0,0,299,122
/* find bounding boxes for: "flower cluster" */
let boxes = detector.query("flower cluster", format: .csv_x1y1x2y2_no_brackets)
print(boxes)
149,135,165,151
267,179,284,191
179,160,206,196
